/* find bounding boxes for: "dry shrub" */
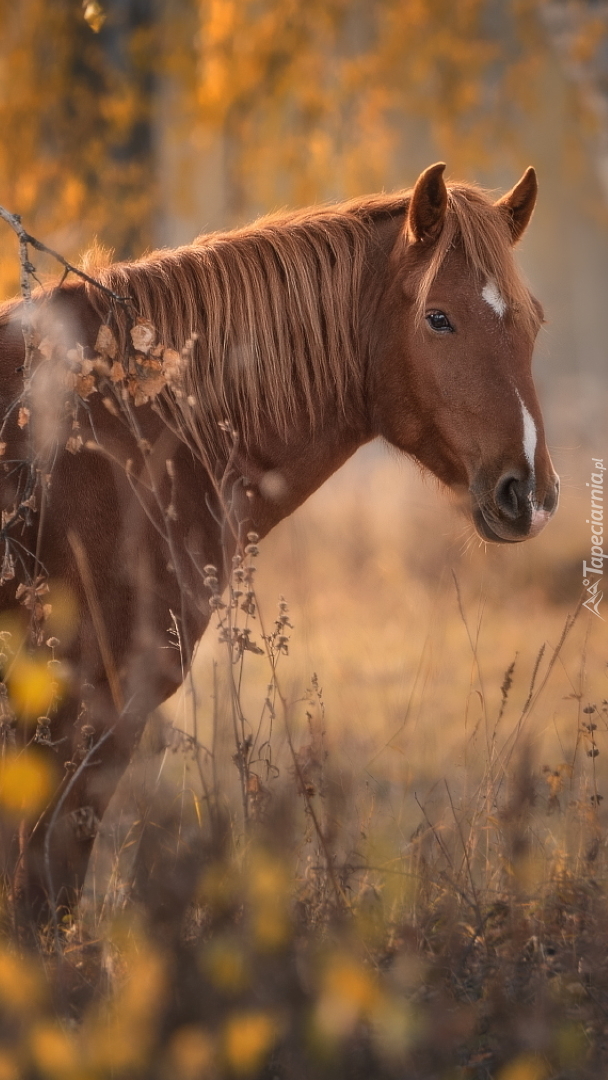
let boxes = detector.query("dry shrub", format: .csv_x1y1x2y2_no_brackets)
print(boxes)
0,520,605,1078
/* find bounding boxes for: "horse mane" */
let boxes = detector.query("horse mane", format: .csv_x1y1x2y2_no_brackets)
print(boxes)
1,183,539,448
84,194,406,445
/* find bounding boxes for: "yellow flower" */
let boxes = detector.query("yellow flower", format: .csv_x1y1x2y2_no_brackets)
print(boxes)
7,656,57,719
0,752,55,818
223,1011,278,1076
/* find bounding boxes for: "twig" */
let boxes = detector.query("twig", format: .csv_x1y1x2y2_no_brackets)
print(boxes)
67,530,124,713
0,204,131,306
444,779,486,944
414,792,455,872
43,724,117,956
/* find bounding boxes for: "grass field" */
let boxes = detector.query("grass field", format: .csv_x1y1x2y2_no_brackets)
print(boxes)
3,429,608,1080
163,436,605,815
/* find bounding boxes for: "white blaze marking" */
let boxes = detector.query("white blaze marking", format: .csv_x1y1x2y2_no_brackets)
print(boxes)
517,391,537,477
482,279,507,317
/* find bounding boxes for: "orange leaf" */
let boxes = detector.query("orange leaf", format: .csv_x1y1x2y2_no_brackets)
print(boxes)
83,1,106,33
95,324,117,359
109,361,126,383
75,373,96,399
130,319,156,355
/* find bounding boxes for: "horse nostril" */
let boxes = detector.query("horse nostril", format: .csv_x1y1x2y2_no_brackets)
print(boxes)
495,473,524,520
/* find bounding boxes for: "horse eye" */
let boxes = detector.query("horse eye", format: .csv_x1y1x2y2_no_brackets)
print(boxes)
426,311,454,333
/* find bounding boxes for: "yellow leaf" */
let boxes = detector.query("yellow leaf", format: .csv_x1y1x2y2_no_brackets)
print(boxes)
83,1,106,33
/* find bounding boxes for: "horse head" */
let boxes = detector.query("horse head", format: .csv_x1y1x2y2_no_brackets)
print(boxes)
373,162,559,543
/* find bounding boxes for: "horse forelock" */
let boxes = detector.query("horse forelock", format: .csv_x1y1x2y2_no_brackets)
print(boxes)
410,184,540,335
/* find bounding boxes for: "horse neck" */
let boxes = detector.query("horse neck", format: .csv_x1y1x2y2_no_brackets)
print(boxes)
229,415,364,542
226,214,402,542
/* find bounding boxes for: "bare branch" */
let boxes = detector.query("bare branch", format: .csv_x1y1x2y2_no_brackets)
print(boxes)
0,203,132,306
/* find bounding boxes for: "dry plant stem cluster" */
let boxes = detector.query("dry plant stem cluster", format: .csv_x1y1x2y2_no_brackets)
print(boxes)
0,208,226,935
201,520,349,910
447,577,605,913
0,204,130,593
0,210,140,948
0,204,346,930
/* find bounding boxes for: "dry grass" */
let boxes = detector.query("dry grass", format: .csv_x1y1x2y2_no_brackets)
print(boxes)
2,422,608,1079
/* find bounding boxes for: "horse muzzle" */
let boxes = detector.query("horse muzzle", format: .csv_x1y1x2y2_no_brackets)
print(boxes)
471,470,560,544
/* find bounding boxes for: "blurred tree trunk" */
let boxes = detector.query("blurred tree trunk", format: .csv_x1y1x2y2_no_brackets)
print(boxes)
98,0,159,257
0,0,161,294
540,1,608,201
0,0,607,282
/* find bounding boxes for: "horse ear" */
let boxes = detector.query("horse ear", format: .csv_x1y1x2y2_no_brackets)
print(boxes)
407,162,448,243
495,166,537,243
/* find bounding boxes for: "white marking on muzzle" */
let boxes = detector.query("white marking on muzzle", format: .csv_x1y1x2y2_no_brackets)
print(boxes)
517,391,537,478
529,508,551,537
482,279,507,317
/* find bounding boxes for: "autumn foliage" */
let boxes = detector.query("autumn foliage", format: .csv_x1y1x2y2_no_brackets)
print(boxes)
3,0,603,296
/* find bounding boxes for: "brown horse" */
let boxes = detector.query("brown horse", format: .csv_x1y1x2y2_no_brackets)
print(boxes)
0,163,558,928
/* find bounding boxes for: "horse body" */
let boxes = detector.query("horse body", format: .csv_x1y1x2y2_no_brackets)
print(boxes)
0,164,559,926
